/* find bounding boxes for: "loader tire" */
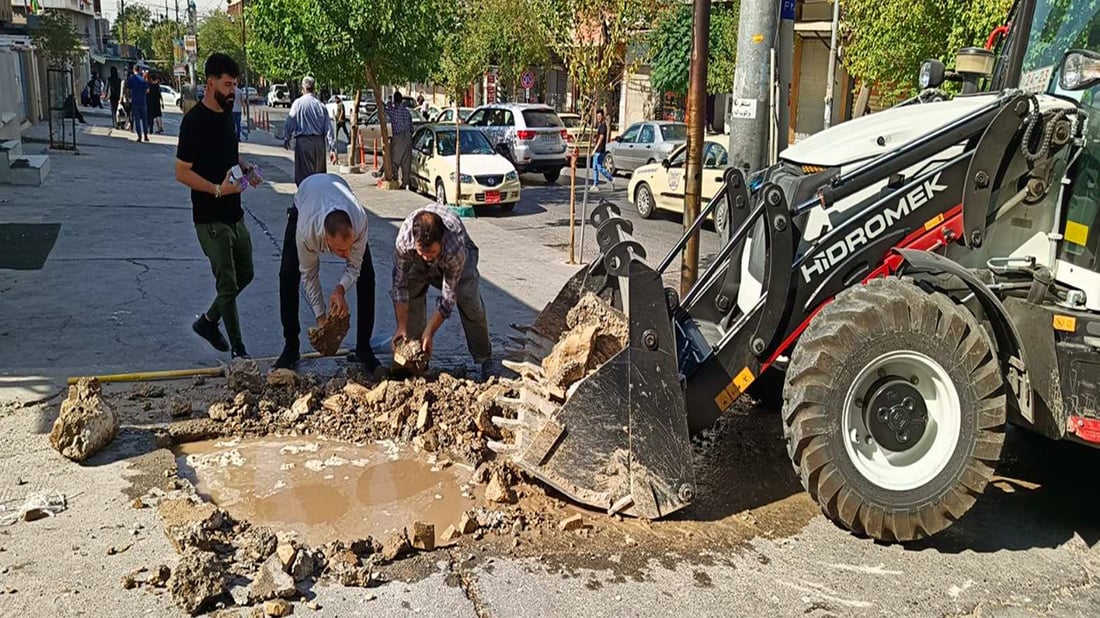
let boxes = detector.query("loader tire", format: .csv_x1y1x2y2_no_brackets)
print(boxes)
782,277,1006,542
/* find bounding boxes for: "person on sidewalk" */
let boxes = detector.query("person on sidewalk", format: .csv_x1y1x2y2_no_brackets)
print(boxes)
275,173,380,371
124,65,149,142
334,96,350,146
147,74,164,135
591,109,614,191
385,90,414,189
232,85,244,141
390,205,492,376
108,67,122,127
283,76,336,186
174,53,261,360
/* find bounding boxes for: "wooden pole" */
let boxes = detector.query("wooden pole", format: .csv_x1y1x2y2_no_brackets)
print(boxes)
568,147,577,264
681,0,711,295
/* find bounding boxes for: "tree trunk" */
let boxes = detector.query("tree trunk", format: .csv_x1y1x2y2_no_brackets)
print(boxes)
366,63,393,182
351,88,362,166
453,95,461,207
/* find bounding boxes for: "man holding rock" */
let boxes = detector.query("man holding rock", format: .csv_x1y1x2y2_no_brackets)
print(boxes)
391,205,492,375
275,173,380,371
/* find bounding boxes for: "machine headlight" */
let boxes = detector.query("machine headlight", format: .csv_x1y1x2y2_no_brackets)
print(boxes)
505,171,518,181
449,172,475,183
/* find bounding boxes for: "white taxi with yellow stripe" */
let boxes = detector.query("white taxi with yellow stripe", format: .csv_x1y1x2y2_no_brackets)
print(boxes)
627,134,730,225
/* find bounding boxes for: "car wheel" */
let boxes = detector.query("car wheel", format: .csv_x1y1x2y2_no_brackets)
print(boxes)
635,183,655,219
544,169,561,184
435,179,448,206
605,153,618,176
501,202,516,212
647,158,656,165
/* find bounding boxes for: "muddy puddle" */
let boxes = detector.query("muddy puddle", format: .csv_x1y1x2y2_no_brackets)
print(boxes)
174,436,477,546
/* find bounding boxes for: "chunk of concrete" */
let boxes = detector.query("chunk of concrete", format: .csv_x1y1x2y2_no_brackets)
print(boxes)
48,378,119,462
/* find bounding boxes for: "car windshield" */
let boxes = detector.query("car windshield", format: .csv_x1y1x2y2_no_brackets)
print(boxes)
436,129,495,155
522,109,563,127
660,124,688,141
559,116,583,128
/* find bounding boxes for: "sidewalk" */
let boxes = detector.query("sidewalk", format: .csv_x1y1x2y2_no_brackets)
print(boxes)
0,110,581,403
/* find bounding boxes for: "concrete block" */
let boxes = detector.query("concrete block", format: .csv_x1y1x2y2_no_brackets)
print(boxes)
10,155,51,186
0,139,22,183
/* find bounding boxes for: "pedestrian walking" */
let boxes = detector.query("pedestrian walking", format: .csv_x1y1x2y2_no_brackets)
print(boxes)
87,74,102,109
334,96,350,144
591,109,614,191
275,173,380,371
108,67,122,127
147,74,164,135
232,85,244,141
390,205,493,376
385,90,414,189
282,76,336,186
124,65,149,142
174,53,261,360
95,75,106,108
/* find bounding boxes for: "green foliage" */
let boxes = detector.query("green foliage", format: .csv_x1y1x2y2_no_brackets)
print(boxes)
32,10,82,68
540,0,671,112
150,20,180,67
843,0,1013,104
649,1,739,96
111,4,154,59
434,1,491,101
197,11,246,75
478,0,552,93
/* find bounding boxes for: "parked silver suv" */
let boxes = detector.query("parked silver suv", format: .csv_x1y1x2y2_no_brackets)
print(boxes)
466,104,569,183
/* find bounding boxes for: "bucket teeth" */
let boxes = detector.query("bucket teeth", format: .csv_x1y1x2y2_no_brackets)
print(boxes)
501,360,545,379
486,440,519,455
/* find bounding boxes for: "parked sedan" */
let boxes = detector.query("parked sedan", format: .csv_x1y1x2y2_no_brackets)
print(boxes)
559,112,594,165
410,124,521,212
627,134,731,233
605,121,688,175
159,84,181,109
432,107,475,124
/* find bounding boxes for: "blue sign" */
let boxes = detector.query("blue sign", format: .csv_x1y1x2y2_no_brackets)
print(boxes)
781,0,796,20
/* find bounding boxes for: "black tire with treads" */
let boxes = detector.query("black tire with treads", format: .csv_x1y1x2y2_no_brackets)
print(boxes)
782,277,1006,542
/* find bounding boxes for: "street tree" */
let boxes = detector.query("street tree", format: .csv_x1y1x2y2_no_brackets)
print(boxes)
248,0,448,180
649,0,739,96
150,20,181,69
32,10,82,68
197,11,246,76
434,1,492,204
478,0,552,99
540,0,670,259
111,4,154,59
843,0,1013,105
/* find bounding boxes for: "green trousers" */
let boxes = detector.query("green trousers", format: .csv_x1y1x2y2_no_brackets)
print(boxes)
195,219,254,350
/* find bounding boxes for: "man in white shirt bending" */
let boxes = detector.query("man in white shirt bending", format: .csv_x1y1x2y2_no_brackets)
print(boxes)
275,173,379,371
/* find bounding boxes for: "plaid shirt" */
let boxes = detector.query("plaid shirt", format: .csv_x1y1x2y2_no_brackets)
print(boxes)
386,103,413,136
391,205,469,319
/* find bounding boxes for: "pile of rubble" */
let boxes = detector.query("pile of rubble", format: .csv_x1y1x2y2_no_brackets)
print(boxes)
176,358,515,467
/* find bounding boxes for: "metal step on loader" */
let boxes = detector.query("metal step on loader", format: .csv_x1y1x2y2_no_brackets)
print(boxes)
490,39,1100,542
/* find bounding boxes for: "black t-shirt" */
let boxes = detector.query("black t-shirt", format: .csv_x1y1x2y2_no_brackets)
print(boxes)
176,102,242,225
108,76,121,99
596,121,608,154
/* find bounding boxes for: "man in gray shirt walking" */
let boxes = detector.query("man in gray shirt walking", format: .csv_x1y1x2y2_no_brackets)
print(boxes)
283,76,336,186
275,173,379,370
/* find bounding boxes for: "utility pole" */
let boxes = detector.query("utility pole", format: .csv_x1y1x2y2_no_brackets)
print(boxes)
187,0,197,93
681,0,711,294
728,0,779,174
119,0,128,54
777,0,795,153
823,0,841,129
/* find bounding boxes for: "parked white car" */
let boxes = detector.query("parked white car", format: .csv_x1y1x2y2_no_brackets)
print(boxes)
267,84,291,107
159,84,181,110
410,124,521,211
627,134,731,232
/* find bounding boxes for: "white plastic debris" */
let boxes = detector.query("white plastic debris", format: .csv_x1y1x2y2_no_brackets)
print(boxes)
0,490,68,525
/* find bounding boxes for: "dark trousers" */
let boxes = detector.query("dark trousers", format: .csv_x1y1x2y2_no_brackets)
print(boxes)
196,220,254,350
279,207,375,356
402,242,492,362
336,121,350,142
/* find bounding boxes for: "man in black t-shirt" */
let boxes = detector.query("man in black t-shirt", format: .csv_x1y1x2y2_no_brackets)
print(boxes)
592,108,614,190
174,53,261,359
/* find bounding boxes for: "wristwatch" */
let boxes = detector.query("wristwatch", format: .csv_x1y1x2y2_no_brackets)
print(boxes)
214,182,222,198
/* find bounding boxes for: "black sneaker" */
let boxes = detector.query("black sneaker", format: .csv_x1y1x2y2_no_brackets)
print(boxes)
346,351,381,372
274,343,300,370
192,315,230,352
232,347,251,360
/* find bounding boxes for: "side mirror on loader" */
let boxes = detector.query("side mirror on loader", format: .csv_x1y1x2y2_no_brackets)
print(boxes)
1061,49,1100,91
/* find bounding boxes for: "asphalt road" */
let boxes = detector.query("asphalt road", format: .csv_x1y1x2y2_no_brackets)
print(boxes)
3,108,1100,618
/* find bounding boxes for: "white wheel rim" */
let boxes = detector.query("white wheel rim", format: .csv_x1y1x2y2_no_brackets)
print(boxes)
841,351,961,492
436,184,446,205
638,188,652,214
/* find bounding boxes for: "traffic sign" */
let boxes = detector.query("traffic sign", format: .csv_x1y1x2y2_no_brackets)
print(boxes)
521,70,535,90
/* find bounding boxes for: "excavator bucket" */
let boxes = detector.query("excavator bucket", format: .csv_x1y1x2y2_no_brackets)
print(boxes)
493,203,696,518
